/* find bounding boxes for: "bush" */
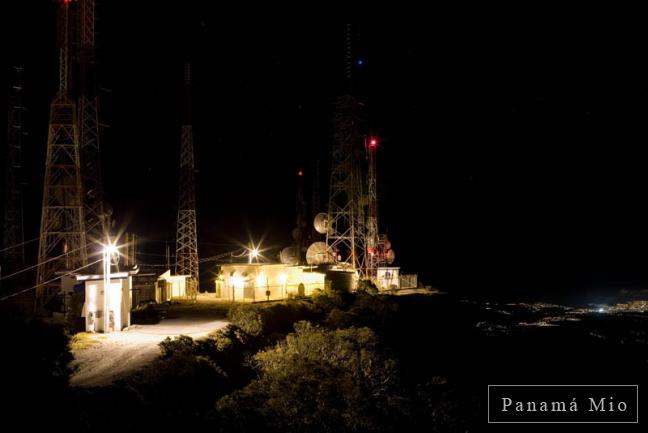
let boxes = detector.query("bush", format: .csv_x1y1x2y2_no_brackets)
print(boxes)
311,287,352,312
228,301,317,339
123,335,228,430
217,322,408,433
228,305,265,336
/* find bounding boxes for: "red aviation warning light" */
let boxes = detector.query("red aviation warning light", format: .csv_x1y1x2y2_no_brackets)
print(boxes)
367,137,378,149
297,169,304,177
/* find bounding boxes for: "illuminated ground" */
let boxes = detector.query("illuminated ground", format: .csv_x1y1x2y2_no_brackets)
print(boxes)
70,301,228,387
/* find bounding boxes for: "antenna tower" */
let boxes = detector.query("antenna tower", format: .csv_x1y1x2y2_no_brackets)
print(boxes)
35,0,88,308
175,63,199,298
78,0,108,252
2,66,26,274
326,24,366,273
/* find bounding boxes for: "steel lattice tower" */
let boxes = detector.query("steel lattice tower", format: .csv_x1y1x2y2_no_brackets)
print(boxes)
326,94,359,268
326,25,366,272
175,63,199,298
2,66,26,273
78,0,108,251
365,137,379,279
36,0,87,308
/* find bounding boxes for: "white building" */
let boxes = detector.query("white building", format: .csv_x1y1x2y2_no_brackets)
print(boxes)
375,267,400,291
63,271,134,333
156,270,190,301
216,263,326,302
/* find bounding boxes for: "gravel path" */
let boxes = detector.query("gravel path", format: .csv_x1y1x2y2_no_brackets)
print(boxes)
70,314,228,387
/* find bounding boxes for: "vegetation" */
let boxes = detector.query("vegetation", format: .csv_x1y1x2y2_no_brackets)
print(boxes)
27,290,470,432
0,314,73,429
69,331,106,350
18,288,645,432
217,322,406,433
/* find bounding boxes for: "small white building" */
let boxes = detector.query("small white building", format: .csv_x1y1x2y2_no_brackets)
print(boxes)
216,263,326,302
156,270,190,301
375,267,400,291
63,271,134,333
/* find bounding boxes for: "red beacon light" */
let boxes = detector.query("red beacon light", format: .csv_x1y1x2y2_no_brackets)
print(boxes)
297,170,304,177
368,138,378,148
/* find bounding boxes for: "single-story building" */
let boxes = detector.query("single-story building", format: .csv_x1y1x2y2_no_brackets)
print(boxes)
216,263,326,302
156,270,191,301
62,269,135,333
375,267,400,291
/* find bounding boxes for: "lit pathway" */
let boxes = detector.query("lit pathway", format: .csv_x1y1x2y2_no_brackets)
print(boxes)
70,308,228,387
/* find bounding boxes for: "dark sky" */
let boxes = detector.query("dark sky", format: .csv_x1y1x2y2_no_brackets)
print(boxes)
3,4,648,300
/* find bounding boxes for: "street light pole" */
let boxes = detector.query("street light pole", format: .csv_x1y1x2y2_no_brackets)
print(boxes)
249,246,259,264
103,241,117,332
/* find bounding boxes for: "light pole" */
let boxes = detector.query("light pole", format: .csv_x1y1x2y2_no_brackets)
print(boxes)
279,272,288,299
249,247,259,264
103,242,117,332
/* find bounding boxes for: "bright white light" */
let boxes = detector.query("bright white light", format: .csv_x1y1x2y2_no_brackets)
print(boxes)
279,273,288,284
232,276,244,290
256,274,266,287
103,243,118,255
251,249,259,258
598,308,605,313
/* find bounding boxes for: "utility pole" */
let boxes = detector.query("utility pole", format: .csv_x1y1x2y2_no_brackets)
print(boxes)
175,63,199,299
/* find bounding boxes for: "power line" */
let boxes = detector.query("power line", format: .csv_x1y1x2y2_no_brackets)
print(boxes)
0,257,103,302
0,243,91,282
0,237,38,254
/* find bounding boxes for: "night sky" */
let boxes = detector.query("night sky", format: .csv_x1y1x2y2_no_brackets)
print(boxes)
3,4,648,300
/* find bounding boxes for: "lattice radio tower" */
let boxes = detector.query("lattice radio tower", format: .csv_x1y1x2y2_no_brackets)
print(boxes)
36,0,88,308
365,137,379,279
78,0,108,251
2,66,26,273
326,24,366,272
175,63,199,298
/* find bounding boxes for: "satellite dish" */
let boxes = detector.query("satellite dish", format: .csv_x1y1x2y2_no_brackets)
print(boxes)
386,249,395,265
291,227,302,240
313,213,329,235
280,246,298,265
306,242,333,265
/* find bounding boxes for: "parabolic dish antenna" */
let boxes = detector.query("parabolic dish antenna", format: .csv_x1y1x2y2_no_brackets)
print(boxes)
386,249,395,265
313,212,330,235
306,242,333,265
280,246,298,265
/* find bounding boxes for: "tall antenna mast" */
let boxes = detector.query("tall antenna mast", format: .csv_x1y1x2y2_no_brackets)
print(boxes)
175,63,199,299
326,24,365,273
365,137,379,279
2,66,26,273
78,0,108,251
36,0,87,309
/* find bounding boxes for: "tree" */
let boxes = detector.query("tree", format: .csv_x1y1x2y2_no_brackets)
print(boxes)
217,322,408,433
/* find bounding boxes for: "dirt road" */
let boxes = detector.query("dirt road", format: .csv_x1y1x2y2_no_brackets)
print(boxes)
70,306,228,387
